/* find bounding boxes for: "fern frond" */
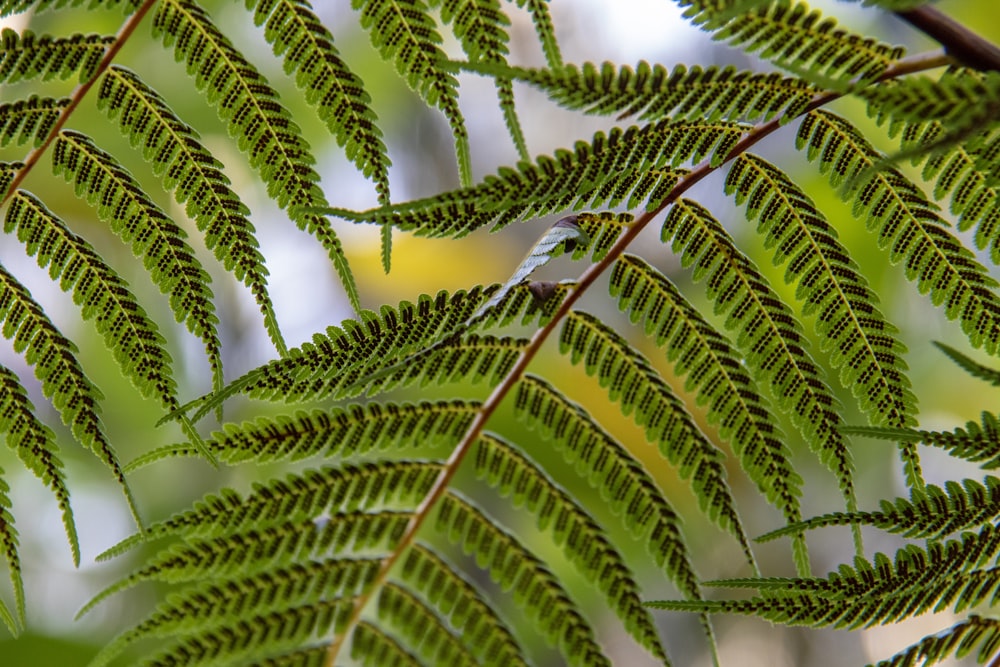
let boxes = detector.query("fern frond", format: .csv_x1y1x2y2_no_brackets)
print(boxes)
509,0,561,68
798,110,1000,356
0,96,67,148
505,61,815,123
374,583,481,667
0,29,111,84
682,0,905,86
0,263,141,527
0,364,77,565
514,375,705,585
863,70,1000,128
663,198,860,512
250,0,392,205
394,544,527,667
558,310,748,552
726,153,915,429
98,462,440,560
868,615,1000,667
0,0,139,17
609,253,798,570
352,622,421,667
327,119,745,238
151,0,361,312
473,434,671,663
842,411,1000,470
0,470,22,633
97,65,286,356
50,130,223,399
435,492,614,667
933,341,1000,386
758,476,1000,543
353,0,471,186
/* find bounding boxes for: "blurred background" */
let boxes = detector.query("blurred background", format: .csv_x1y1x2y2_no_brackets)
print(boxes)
1,0,999,665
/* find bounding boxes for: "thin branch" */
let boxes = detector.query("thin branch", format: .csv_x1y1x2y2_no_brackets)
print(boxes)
321,49,950,666
1,0,160,207
896,6,1000,72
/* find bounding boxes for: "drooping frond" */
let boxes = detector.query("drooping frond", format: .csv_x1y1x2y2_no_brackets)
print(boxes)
394,544,528,667
251,0,392,206
176,284,560,421
97,65,286,356
151,0,361,312
353,0,472,186
97,461,442,561
678,0,905,86
472,434,672,663
435,491,614,667
663,198,862,507
868,615,1000,667
0,29,111,84
508,0,561,68
558,309,748,552
0,364,77,566
0,263,141,527
842,411,1000,471
513,374,706,588
129,399,479,470
50,131,222,393
759,476,1000,543
501,61,815,124
726,153,915,429
933,341,1000,386
0,96,66,148
325,119,745,237
798,109,1000,355
608,253,798,569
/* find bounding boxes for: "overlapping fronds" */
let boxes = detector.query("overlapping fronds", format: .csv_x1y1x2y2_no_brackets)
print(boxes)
0,263,140,527
325,118,748,238
799,109,1000,356
608,253,798,568
759,476,1000,543
0,29,111,83
558,309,748,551
501,61,815,123
650,525,1000,629
151,0,361,311
97,64,286,355
726,153,915,429
678,0,905,86
869,615,1000,667
353,0,471,186
0,96,66,147
472,434,671,663
513,374,706,590
435,492,614,667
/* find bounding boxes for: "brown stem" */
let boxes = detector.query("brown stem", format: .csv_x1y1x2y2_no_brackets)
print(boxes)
322,49,950,666
1,0,160,207
896,6,1000,72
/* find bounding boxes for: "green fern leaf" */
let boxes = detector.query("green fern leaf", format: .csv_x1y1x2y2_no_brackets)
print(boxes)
933,341,1000,386
726,153,915,429
0,28,111,83
504,61,815,124
663,198,862,516
559,310,749,554
758,476,1000,542
863,69,1000,128
49,131,224,400
473,434,671,664
0,0,139,17
514,374,706,589
395,544,528,667
152,0,361,312
249,0,392,206
0,96,67,148
436,492,614,667
0,364,77,566
799,110,1000,356
609,253,799,570
353,0,472,186
509,0,561,68
868,615,1000,667
374,583,482,667
97,65,286,356
0,470,22,633
0,263,141,528
352,622,422,667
